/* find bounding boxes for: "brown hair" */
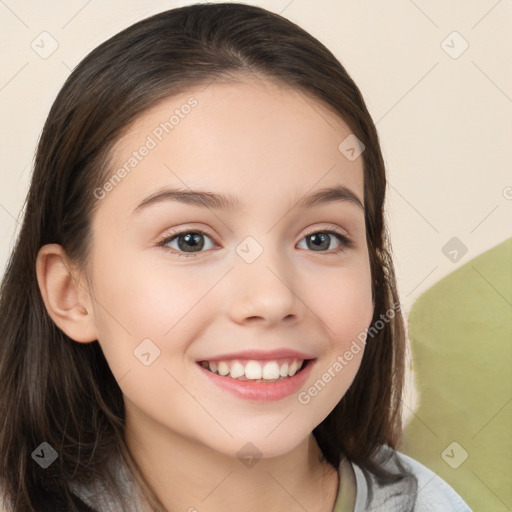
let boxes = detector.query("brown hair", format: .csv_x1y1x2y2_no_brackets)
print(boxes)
0,3,409,510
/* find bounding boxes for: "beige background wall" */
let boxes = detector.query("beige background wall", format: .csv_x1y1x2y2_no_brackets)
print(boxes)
0,0,510,423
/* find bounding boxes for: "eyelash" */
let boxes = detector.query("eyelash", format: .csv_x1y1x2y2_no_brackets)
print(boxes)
156,227,353,257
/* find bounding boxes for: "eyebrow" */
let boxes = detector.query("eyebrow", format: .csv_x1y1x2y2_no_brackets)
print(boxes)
132,184,364,215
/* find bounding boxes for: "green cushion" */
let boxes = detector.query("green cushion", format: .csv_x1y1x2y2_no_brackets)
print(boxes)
401,237,512,511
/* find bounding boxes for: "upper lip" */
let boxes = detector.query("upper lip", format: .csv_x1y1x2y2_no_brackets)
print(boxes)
196,348,316,362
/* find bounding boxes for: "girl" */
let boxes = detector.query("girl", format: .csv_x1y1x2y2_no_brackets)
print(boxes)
0,3,473,511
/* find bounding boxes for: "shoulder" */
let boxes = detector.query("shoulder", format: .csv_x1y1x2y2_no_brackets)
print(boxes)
350,445,474,512
392,449,473,511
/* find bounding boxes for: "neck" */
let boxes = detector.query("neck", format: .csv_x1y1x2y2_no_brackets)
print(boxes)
124,408,339,512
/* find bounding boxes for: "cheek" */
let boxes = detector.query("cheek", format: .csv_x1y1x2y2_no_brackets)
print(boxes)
298,266,373,413
88,249,220,378
90,247,199,336
331,286,374,345
306,260,374,344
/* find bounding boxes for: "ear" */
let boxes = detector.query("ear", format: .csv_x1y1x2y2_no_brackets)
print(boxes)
35,244,97,343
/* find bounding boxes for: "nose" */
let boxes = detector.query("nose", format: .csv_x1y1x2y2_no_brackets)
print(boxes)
226,247,304,327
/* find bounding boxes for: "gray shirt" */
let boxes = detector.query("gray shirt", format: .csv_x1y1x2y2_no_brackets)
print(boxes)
338,445,473,511
1,445,474,511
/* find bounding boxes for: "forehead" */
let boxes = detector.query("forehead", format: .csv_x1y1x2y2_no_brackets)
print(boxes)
104,77,364,214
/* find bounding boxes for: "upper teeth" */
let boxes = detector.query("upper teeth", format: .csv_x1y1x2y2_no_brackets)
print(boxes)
200,359,305,380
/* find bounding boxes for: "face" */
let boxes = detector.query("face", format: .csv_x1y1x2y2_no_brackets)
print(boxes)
84,77,374,460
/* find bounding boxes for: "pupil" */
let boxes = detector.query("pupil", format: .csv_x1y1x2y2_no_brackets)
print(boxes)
309,233,328,250
180,233,204,252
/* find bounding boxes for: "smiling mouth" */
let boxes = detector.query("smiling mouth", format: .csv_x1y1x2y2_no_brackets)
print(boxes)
197,358,313,383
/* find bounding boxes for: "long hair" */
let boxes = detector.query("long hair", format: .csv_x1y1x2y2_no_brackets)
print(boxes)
0,3,408,510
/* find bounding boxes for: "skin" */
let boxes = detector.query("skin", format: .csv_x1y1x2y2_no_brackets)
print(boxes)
36,76,373,512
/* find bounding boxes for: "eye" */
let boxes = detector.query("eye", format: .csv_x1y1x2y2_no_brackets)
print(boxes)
297,230,353,253
157,227,353,257
158,230,216,256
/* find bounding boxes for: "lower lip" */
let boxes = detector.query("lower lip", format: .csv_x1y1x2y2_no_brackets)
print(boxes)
196,359,316,402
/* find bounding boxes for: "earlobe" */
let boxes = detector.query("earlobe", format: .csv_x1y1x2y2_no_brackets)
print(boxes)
35,244,97,343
